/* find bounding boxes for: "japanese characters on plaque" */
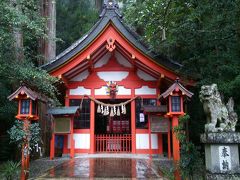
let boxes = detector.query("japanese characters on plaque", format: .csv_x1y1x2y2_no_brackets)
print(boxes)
219,146,231,171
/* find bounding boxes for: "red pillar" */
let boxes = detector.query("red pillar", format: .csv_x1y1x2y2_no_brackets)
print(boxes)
90,99,95,153
70,117,75,158
131,100,136,153
21,144,30,180
50,120,55,160
148,116,152,157
21,120,30,180
168,123,172,159
172,116,180,161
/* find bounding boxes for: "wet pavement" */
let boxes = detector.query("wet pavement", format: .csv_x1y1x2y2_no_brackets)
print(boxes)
37,155,167,179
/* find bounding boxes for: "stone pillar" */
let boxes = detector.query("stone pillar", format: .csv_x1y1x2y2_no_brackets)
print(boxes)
201,132,240,180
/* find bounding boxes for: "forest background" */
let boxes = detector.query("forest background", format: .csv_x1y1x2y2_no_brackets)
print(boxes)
0,0,240,162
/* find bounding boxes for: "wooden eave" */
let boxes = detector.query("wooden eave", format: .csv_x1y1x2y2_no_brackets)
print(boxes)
159,79,194,99
41,7,182,80
8,86,47,102
48,106,80,116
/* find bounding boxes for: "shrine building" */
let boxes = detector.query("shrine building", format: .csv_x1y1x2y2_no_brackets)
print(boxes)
42,0,193,161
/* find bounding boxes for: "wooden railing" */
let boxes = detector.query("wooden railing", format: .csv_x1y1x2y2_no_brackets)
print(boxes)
95,134,132,153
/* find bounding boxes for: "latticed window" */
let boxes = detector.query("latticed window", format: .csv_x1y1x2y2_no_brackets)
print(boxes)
20,99,30,114
135,99,157,129
70,99,90,129
171,96,181,112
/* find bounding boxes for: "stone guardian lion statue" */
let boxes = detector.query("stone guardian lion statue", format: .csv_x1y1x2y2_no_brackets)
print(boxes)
199,84,238,132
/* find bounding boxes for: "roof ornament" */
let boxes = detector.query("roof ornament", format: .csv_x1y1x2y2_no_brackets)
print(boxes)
100,0,122,18
104,0,119,9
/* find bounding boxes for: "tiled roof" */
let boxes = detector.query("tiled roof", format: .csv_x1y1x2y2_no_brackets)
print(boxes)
41,1,182,73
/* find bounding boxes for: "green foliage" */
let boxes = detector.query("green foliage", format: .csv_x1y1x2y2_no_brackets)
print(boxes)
0,0,59,149
174,115,205,179
8,120,41,149
56,0,98,54
124,0,240,93
158,166,175,180
0,161,20,180
0,136,17,161
123,0,240,147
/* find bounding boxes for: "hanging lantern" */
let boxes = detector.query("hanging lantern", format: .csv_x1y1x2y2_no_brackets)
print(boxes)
97,104,101,113
139,113,145,122
117,106,120,116
110,107,114,117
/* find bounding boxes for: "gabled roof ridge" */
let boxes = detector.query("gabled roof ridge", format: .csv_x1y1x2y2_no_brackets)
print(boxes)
42,2,182,74
159,78,194,99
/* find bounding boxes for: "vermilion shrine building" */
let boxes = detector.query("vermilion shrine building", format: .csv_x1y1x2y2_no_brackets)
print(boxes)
43,1,193,161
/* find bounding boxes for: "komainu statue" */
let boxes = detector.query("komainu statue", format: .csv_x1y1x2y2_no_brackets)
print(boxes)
199,84,238,132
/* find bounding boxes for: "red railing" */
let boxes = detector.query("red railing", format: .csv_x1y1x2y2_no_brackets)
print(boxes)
95,134,132,153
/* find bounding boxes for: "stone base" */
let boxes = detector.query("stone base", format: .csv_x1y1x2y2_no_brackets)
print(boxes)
201,132,240,175
201,132,240,144
206,172,240,180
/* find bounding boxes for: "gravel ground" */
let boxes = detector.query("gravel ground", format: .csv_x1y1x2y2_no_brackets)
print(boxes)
29,157,69,179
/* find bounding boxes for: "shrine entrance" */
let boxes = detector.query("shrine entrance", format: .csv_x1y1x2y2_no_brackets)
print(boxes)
95,99,132,153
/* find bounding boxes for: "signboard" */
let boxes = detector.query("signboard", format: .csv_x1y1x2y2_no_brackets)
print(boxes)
54,117,71,133
219,146,231,171
150,116,169,133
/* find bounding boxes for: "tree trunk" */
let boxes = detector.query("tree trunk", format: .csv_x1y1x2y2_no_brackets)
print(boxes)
95,0,104,12
11,0,24,62
39,0,56,65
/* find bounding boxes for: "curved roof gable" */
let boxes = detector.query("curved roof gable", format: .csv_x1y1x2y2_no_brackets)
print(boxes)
42,0,182,73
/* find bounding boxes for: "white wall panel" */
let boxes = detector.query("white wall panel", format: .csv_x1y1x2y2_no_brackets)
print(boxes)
135,86,156,95
68,134,90,149
97,72,129,81
136,134,158,149
69,86,91,95
117,86,131,95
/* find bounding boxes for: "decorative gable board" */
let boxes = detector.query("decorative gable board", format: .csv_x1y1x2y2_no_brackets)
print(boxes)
70,70,89,82
94,52,111,68
115,51,132,68
137,69,157,81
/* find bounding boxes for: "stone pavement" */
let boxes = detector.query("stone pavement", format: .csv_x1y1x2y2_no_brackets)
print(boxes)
33,154,172,179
